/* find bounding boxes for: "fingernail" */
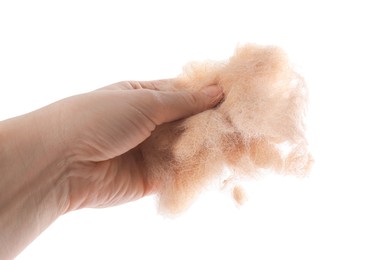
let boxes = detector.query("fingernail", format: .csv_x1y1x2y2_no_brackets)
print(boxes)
201,85,223,97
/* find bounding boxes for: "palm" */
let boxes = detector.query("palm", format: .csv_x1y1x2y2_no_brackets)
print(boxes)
67,150,148,210
63,81,163,210
59,80,221,211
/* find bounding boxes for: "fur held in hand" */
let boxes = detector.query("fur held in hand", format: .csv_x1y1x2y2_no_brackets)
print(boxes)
139,44,312,215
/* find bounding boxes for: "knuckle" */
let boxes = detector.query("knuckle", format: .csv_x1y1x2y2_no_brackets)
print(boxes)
127,81,143,89
184,92,199,106
142,90,166,124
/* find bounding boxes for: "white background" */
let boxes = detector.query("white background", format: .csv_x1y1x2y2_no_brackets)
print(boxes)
1,0,371,259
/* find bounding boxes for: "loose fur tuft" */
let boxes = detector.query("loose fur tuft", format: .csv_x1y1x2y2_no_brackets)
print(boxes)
139,44,312,215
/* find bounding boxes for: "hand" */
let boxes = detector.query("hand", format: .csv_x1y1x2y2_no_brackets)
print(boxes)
0,79,223,259
57,79,224,210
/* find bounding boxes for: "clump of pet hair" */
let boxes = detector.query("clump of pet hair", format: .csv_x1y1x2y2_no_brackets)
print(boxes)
139,44,312,215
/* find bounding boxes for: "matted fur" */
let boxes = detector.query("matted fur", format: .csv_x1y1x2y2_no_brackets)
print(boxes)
139,44,312,215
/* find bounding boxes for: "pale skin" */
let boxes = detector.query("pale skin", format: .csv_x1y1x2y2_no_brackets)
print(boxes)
0,79,224,259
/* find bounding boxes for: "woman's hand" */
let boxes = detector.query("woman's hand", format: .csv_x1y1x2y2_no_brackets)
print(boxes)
57,80,223,210
0,79,223,259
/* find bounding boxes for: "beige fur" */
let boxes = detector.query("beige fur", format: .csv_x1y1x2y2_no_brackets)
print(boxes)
139,44,312,215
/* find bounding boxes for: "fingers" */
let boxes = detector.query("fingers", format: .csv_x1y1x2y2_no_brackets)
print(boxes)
133,79,176,91
98,79,176,91
148,85,224,124
98,79,224,125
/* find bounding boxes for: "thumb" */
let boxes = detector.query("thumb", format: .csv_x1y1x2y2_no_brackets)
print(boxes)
151,85,224,124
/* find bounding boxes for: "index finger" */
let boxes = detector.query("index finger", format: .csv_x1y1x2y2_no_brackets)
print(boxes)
97,79,177,91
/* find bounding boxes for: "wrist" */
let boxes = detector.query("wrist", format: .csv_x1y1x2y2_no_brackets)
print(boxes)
0,109,72,258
